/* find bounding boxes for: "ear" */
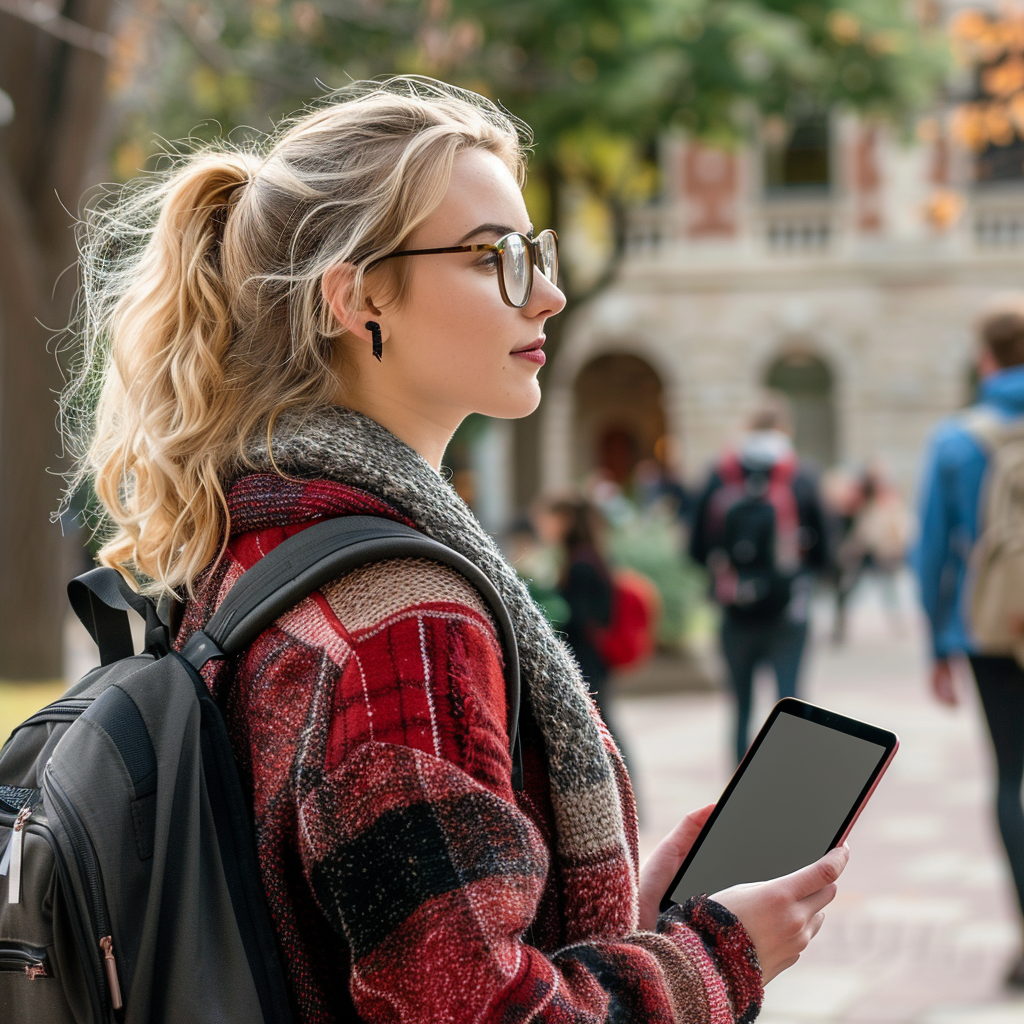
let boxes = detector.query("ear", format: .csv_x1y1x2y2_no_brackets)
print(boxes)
322,262,362,335
322,263,386,340
978,345,1000,380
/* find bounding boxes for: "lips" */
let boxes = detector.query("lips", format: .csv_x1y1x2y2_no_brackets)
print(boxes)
511,337,546,366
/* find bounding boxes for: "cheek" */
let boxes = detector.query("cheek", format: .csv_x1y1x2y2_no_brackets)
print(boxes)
404,269,513,374
392,264,542,418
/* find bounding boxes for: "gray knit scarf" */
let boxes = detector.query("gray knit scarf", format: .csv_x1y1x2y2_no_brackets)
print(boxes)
243,406,636,910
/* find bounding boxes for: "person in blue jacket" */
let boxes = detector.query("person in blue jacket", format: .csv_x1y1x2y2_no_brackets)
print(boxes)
915,300,1024,989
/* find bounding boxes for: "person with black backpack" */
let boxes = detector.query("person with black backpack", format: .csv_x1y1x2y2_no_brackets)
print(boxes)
690,396,828,766
1,79,850,1023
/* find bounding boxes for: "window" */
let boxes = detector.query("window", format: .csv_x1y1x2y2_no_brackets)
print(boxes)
765,117,831,193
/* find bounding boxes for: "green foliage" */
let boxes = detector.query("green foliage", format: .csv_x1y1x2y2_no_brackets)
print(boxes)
117,0,948,165
606,510,708,649
109,0,949,298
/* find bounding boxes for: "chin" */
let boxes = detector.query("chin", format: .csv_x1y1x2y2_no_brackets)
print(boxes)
480,382,542,421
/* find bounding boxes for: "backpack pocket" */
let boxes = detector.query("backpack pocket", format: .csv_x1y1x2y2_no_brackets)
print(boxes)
0,942,72,1023
0,804,81,1023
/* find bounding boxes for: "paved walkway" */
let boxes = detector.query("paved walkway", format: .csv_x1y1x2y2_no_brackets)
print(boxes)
618,576,1024,1022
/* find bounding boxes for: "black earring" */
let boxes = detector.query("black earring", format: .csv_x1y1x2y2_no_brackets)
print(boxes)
365,321,383,361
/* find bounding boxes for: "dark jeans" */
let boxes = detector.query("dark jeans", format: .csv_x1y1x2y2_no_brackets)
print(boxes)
968,655,1024,920
721,614,809,764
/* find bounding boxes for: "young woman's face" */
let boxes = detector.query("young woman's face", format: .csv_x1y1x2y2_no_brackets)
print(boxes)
365,148,566,426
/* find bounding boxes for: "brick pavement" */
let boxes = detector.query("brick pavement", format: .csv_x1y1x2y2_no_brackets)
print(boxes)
618,576,1024,1023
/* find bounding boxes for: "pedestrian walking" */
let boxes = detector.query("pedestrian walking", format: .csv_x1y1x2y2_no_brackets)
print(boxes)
915,297,1024,989
535,495,632,759
61,77,847,1022
690,395,828,764
833,463,913,640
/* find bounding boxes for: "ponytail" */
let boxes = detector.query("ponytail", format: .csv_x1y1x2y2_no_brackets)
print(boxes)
84,154,258,589
61,78,527,595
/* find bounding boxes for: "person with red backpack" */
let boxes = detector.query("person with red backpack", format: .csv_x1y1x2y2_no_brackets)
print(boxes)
536,497,657,764
690,397,828,765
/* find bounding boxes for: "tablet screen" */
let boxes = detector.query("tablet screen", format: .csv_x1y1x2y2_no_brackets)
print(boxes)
666,707,889,906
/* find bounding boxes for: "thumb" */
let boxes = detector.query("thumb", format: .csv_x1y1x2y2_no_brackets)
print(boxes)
782,845,849,900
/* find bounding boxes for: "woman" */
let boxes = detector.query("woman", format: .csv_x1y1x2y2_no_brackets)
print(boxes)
538,496,623,752
66,78,845,1023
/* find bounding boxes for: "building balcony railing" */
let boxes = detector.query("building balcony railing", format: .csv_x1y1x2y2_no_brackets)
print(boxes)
623,196,837,259
622,185,1024,264
971,185,1024,249
759,195,834,253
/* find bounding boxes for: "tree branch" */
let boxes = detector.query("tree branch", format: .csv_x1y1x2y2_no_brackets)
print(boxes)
0,0,112,57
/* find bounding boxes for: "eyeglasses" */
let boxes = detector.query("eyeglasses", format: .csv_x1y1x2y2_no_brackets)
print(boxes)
370,229,558,308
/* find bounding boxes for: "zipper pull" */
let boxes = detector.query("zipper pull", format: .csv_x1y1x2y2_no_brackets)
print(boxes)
99,935,123,1010
7,805,31,904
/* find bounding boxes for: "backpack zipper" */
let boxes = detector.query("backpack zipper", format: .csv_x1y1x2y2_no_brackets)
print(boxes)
44,769,122,1012
0,943,51,979
6,804,33,903
6,699,92,741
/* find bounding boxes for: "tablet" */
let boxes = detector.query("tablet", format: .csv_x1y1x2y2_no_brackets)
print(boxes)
661,697,899,911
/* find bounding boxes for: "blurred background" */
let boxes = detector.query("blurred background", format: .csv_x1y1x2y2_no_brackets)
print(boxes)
4,0,1024,1019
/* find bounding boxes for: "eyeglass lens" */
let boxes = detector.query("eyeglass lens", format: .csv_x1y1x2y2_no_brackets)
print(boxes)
502,234,530,306
500,231,558,307
536,231,558,285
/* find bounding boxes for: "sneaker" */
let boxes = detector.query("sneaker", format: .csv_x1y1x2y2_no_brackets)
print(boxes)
1007,952,1024,989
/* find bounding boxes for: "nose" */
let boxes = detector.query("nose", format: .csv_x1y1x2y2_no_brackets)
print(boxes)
528,271,566,320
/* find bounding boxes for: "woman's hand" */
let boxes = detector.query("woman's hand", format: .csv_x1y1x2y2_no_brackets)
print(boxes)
712,845,849,983
638,804,715,930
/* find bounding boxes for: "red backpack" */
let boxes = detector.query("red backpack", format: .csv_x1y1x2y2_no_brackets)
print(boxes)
596,569,660,669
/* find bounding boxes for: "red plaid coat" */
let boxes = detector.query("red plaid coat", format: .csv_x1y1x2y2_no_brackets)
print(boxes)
175,472,763,1024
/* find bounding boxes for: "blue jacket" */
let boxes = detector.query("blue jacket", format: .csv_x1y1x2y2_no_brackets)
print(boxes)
915,364,1024,659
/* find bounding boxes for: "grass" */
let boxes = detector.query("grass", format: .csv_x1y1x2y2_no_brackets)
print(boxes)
0,681,67,747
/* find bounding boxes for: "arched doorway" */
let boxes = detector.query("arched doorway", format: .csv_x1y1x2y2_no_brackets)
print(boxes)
573,353,667,485
764,350,837,469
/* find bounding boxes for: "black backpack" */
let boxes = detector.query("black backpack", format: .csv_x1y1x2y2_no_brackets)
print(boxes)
0,515,521,1023
712,460,798,620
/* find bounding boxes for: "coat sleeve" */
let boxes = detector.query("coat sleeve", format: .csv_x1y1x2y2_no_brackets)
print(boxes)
296,580,763,1024
914,423,987,659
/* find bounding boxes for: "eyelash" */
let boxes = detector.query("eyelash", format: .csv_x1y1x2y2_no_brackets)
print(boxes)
477,253,500,270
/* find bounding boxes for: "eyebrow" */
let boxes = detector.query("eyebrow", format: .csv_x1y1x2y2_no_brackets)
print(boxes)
456,222,534,244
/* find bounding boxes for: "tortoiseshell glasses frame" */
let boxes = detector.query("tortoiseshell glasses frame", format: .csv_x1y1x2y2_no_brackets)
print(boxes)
370,229,558,309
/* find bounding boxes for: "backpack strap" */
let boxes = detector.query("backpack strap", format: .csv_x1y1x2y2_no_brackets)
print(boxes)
68,568,170,665
961,407,1024,450
180,516,524,789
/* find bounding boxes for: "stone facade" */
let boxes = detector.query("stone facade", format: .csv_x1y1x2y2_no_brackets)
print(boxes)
542,115,1024,498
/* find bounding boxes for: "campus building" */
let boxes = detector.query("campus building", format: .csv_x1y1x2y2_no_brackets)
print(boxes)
540,106,1024,501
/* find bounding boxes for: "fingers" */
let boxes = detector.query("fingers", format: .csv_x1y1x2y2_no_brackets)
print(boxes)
688,803,716,825
784,845,850,900
806,909,826,941
666,803,716,857
799,881,838,917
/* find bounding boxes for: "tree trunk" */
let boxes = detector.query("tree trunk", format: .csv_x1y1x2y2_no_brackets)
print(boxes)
0,0,115,679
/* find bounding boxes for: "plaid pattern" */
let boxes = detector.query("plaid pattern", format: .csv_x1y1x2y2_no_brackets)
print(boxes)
175,471,762,1023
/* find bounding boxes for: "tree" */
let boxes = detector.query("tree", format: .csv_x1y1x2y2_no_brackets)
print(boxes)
0,0,118,679
948,7,1024,156
0,0,949,678
115,0,948,503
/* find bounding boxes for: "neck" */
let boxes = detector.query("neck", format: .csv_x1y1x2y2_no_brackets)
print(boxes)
339,384,462,473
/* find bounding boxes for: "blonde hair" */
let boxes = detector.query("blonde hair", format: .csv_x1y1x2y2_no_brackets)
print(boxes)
61,77,528,595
